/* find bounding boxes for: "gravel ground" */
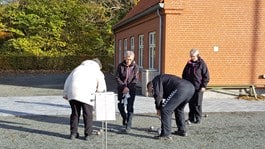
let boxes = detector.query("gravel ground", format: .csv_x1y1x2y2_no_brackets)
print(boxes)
0,112,265,149
0,72,265,149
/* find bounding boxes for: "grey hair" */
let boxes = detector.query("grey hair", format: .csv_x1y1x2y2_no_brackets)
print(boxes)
125,50,135,58
190,48,199,56
92,58,102,69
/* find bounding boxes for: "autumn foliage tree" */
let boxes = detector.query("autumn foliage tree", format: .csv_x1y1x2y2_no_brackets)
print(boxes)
0,0,134,57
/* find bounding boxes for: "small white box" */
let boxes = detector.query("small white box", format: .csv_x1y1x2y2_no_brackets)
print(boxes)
213,46,219,52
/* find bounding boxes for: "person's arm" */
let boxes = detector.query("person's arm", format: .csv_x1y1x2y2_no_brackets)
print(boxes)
130,63,139,84
63,71,73,100
201,61,210,89
182,63,188,79
156,109,161,116
153,79,163,110
96,71,107,92
115,64,126,89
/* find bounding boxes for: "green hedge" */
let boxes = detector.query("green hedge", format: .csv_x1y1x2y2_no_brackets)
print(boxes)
0,55,114,72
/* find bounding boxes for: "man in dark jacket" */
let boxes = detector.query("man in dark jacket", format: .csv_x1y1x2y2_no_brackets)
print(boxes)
182,49,210,124
116,51,139,132
147,74,195,140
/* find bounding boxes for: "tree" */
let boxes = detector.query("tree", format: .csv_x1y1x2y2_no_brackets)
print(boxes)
0,0,133,56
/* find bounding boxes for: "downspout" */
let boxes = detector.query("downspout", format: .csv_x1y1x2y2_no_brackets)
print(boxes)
157,3,164,74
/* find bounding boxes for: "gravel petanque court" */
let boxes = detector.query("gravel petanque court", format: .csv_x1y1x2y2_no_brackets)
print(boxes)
0,72,265,149
0,112,265,149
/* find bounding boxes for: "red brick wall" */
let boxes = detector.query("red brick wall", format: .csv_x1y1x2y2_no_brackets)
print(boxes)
163,0,265,85
114,0,265,86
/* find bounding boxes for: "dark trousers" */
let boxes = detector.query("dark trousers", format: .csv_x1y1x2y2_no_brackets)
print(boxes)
160,84,194,137
69,100,93,136
188,90,204,122
117,89,136,129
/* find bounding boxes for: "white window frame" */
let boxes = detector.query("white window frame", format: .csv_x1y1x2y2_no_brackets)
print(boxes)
118,39,122,63
130,36,135,51
138,35,144,67
123,38,127,57
149,32,156,69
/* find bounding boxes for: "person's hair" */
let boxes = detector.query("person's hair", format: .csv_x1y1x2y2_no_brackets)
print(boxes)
146,81,153,89
190,48,199,56
125,50,135,58
92,58,102,69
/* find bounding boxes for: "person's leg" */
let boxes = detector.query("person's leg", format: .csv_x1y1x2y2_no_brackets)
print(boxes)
188,94,196,123
126,92,136,130
160,108,173,137
194,91,204,123
69,100,81,138
174,83,194,136
175,101,188,132
117,92,127,126
118,101,127,125
82,103,93,138
174,101,189,136
160,89,184,137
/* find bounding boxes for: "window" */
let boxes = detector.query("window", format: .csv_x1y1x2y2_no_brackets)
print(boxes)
123,38,127,57
149,32,156,69
138,35,144,67
118,40,122,63
130,36,135,51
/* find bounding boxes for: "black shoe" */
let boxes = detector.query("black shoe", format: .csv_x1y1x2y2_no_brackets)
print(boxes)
122,119,127,126
119,127,131,134
173,130,188,137
195,117,201,123
85,135,95,141
194,120,201,124
70,133,79,140
186,119,200,125
185,120,192,125
126,125,131,130
84,135,89,141
123,128,131,133
154,135,172,140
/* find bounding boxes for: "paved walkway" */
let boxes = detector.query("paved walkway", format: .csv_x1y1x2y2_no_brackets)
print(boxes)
1,91,265,116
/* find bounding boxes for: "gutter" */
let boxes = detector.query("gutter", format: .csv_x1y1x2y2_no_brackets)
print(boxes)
157,3,164,74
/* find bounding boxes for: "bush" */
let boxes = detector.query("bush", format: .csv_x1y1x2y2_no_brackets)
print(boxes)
0,55,113,72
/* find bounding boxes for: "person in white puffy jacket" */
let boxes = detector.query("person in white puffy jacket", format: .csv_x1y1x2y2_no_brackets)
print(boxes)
63,58,106,140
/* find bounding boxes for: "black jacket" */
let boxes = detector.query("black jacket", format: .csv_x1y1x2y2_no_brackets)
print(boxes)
182,57,210,90
115,60,139,92
151,74,193,110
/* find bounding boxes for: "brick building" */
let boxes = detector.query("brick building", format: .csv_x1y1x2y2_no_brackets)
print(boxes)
113,0,265,95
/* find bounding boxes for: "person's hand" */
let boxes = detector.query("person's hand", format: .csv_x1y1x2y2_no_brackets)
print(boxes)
201,87,206,92
156,110,161,117
122,87,130,94
63,95,68,100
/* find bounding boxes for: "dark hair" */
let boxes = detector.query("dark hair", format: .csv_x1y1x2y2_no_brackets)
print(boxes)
146,81,152,89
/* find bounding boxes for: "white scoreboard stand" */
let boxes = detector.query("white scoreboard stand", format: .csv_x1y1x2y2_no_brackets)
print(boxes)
95,92,116,149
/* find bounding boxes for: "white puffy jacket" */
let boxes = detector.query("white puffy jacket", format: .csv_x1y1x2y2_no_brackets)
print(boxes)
63,60,107,106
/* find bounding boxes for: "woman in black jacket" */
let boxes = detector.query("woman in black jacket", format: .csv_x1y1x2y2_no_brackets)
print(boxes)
182,49,210,124
115,51,139,132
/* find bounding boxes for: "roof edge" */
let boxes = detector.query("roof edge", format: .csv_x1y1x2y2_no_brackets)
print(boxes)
113,3,164,31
